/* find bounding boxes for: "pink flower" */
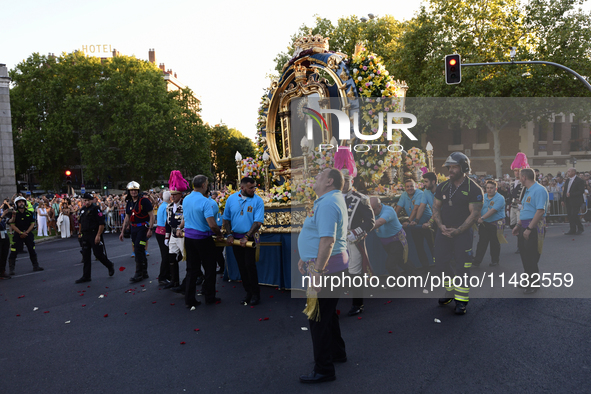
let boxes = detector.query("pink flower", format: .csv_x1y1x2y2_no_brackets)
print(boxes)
368,110,373,115
363,66,367,71
377,70,381,74
374,165,379,170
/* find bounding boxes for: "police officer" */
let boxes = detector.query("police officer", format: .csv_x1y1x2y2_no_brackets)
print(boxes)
341,169,374,316
223,176,265,306
432,152,483,315
76,193,115,283
8,196,44,275
119,181,154,283
511,168,549,294
474,180,506,267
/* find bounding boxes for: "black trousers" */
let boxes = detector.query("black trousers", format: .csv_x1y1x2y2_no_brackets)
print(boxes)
155,233,170,281
167,249,182,285
214,246,225,271
232,244,260,297
308,293,347,376
517,226,542,283
81,232,113,279
565,200,583,233
131,226,148,278
9,232,38,267
0,234,9,273
409,225,435,270
185,237,217,304
474,222,500,265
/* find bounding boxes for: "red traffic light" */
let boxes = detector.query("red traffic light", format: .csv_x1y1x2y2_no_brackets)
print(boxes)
65,170,72,176
445,54,461,84
449,59,457,66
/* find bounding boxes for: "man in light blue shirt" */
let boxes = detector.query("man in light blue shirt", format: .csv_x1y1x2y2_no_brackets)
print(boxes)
183,175,223,308
155,191,170,285
474,180,506,267
396,178,434,272
223,177,265,305
297,168,348,384
371,197,415,276
511,168,549,294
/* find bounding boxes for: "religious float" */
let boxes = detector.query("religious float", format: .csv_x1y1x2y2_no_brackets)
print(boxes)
222,33,437,289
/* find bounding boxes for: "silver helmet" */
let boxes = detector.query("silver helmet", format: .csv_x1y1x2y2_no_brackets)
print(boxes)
126,181,140,190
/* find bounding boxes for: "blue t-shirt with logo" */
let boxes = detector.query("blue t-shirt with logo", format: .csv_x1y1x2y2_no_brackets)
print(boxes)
481,192,505,223
520,182,549,220
375,204,402,238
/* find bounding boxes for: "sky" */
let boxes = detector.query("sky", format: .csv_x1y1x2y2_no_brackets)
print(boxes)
0,0,422,141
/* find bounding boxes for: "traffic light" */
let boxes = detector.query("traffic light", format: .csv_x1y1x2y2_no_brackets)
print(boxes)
65,170,72,184
445,54,461,84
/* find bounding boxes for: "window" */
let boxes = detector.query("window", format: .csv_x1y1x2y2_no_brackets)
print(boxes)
553,115,563,141
538,122,547,141
452,128,462,145
477,129,487,144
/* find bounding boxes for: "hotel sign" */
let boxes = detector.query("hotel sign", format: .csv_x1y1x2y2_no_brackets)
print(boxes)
80,44,113,57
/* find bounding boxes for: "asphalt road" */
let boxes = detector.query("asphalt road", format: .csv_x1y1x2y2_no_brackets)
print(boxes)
1,223,590,394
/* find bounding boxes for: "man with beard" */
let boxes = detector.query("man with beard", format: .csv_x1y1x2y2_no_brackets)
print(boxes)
119,181,154,283
509,153,530,253
223,177,265,305
8,196,44,275
432,152,483,315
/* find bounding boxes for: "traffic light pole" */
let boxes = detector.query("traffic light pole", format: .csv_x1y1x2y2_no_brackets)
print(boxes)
462,60,591,93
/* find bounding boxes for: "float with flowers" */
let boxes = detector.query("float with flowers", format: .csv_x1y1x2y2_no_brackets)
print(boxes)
225,33,440,289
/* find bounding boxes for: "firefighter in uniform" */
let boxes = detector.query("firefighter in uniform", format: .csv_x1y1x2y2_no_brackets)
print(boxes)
76,193,115,283
8,196,44,275
119,181,154,283
341,169,374,316
432,152,483,315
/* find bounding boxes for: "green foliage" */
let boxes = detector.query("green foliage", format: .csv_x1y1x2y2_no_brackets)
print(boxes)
209,124,256,186
10,52,211,190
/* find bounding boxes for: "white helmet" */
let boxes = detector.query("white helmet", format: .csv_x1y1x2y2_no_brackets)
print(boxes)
126,181,140,190
14,196,27,204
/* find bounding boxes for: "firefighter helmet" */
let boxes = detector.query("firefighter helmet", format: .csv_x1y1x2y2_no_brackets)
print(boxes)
443,152,471,174
126,181,140,190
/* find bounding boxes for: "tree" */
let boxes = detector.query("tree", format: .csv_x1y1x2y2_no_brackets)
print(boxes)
10,52,211,190
210,124,256,186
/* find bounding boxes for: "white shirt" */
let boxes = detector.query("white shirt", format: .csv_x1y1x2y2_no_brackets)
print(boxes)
566,176,576,194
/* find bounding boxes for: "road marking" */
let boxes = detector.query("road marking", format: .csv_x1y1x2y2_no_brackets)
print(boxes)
10,270,47,278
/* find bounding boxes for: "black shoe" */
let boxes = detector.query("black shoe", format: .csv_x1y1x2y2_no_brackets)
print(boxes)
171,286,185,294
129,276,144,283
75,277,91,284
250,295,260,306
108,265,115,277
576,229,584,235
158,279,170,286
142,274,149,279
299,371,336,384
185,299,201,308
524,287,538,295
347,305,363,316
0,272,11,279
489,261,499,267
241,294,252,305
333,356,347,363
195,276,204,286
33,266,44,272
564,231,576,235
454,301,467,315
438,298,453,305
205,297,221,305
9,270,15,276
163,282,178,289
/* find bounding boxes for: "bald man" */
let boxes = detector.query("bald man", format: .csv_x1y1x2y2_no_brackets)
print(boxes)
562,167,585,235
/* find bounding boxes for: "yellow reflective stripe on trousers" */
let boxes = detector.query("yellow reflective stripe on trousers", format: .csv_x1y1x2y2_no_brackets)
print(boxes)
455,294,469,302
455,286,470,293
464,262,472,268
444,280,453,292
139,241,146,246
